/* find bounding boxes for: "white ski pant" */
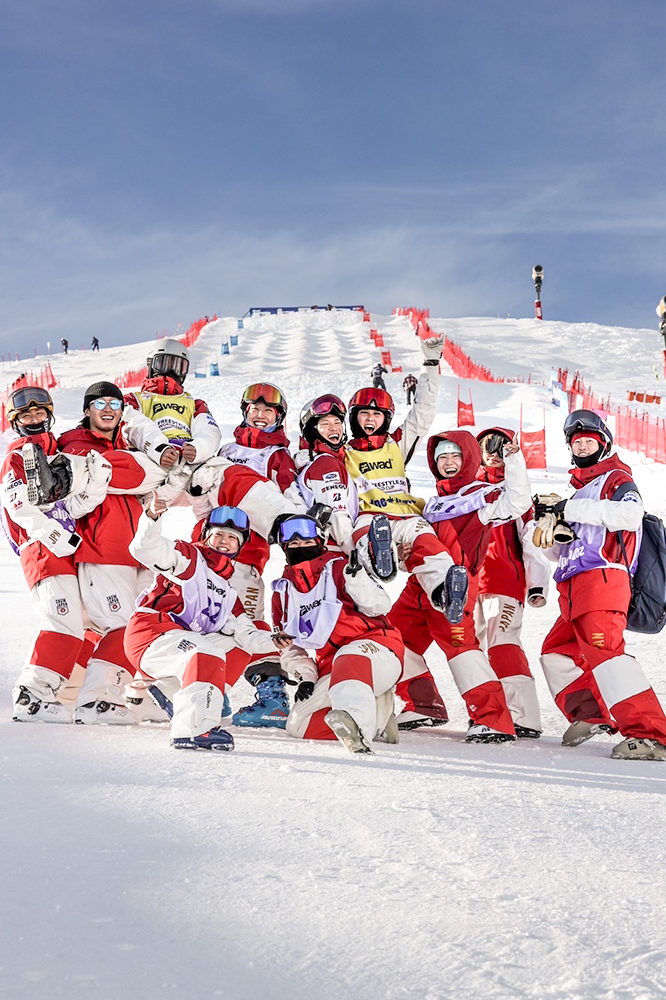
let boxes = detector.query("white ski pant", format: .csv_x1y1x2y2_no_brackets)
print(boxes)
286,639,401,743
13,574,84,706
74,564,153,710
353,513,454,604
137,629,238,739
474,594,542,731
231,562,266,622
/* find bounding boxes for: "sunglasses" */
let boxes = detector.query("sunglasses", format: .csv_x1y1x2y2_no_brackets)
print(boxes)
91,398,123,410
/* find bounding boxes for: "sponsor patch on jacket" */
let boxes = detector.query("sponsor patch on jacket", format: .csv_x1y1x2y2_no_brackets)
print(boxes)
55,598,69,616
106,594,121,613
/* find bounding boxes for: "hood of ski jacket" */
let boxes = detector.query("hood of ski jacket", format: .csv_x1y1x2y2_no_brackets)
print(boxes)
427,430,482,494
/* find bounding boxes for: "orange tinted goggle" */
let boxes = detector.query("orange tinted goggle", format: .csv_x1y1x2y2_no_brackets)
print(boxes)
242,383,284,408
349,388,393,412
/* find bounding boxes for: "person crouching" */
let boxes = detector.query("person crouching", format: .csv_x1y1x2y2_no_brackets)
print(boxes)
272,515,404,754
124,496,292,750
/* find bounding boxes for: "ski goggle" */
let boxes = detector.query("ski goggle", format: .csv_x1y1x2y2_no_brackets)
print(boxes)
242,383,286,409
310,394,346,417
278,517,321,545
90,398,123,411
206,506,249,533
348,387,394,414
150,354,189,378
8,386,53,413
479,432,510,455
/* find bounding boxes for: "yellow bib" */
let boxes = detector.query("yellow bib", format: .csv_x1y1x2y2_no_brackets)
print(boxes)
345,440,424,516
138,392,196,442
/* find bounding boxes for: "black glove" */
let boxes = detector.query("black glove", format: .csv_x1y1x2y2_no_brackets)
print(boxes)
306,502,333,529
267,512,293,545
533,495,568,521
345,550,363,577
294,681,315,702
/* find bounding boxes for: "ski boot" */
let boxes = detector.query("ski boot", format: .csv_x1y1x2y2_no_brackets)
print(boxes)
397,713,448,732
466,723,515,744
375,711,400,744
561,721,615,747
325,709,374,754
171,727,235,751
232,674,290,729
610,738,666,761
74,700,138,725
367,514,396,581
124,679,173,722
22,443,73,505
514,725,542,739
431,565,469,624
13,686,73,723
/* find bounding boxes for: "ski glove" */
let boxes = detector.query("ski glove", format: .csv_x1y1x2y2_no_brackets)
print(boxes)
294,681,315,702
527,587,547,608
345,550,363,577
420,335,444,363
533,493,567,520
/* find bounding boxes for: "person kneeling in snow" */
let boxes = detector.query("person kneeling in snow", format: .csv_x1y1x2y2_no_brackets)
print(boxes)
272,515,404,755
124,495,292,751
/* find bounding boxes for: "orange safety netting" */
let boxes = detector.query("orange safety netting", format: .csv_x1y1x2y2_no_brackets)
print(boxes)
114,316,217,390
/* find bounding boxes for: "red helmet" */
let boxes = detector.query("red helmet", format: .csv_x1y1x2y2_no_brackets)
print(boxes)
348,387,394,437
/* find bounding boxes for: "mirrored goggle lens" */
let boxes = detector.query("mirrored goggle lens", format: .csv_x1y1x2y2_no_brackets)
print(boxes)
279,518,319,544
311,394,346,417
91,398,123,410
152,354,189,377
242,383,284,408
207,506,249,532
350,388,392,410
10,387,52,411
482,433,509,455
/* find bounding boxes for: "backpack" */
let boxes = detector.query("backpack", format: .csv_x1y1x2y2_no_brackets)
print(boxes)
618,513,666,634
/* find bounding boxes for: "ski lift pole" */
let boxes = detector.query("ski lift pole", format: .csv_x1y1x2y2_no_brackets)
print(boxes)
532,265,544,320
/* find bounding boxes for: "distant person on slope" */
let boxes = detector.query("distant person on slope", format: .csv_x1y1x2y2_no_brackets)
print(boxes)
537,410,666,761
371,363,388,391
0,387,111,723
403,373,417,405
91,336,100,352
61,338,69,355
124,495,292,752
473,426,551,739
272,515,403,754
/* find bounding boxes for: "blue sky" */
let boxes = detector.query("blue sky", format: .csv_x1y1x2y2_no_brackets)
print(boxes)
2,0,666,353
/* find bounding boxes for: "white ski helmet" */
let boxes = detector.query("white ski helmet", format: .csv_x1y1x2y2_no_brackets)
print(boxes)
147,338,190,383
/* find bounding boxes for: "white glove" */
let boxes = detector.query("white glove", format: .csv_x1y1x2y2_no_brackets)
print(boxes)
420,335,444,363
532,513,556,549
86,451,113,488
190,461,224,496
166,461,193,492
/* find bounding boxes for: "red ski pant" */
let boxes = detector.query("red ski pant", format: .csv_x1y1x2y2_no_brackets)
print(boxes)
541,611,666,741
389,576,514,734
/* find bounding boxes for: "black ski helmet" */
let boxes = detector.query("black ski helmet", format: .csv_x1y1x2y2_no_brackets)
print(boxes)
563,409,613,467
299,394,347,448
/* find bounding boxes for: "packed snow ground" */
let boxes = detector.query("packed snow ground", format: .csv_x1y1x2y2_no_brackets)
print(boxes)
1,310,666,1000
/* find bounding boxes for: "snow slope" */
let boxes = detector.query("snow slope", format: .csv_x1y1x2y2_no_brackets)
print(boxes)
1,311,665,1000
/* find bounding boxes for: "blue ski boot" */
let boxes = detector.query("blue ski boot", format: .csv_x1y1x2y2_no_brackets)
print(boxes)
232,674,290,729
431,565,469,624
222,692,232,721
367,513,397,581
171,727,235,751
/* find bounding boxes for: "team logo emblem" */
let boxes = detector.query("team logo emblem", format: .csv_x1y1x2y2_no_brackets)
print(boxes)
55,598,69,616
107,594,121,613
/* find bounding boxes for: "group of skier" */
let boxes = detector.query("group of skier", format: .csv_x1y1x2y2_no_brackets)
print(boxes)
3,331,666,761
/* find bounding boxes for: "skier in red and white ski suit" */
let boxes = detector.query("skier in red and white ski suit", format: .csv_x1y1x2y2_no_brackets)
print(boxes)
272,516,404,751
1,389,110,722
389,430,533,742
58,381,166,723
124,495,291,748
537,411,666,758
474,426,550,737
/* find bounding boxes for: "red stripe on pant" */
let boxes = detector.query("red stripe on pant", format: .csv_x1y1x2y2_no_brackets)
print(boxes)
181,652,226,691
329,653,373,687
404,532,450,571
396,671,448,720
487,642,533,680
463,680,515,732
93,628,133,673
611,688,666,742
303,708,337,740
30,631,84,680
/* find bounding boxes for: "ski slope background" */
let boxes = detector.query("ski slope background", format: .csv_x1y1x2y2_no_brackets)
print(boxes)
1,310,665,1000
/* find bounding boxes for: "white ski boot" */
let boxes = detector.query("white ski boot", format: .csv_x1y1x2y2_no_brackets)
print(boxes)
325,709,374,754
13,686,73,724
610,738,666,761
561,721,614,747
74,701,139,725
466,723,515,744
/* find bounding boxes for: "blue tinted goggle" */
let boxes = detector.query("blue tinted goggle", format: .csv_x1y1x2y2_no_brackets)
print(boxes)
279,518,319,544
91,398,123,411
207,506,249,532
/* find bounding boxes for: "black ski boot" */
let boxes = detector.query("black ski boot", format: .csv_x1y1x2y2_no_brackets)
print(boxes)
431,565,469,624
367,514,396,581
22,443,73,505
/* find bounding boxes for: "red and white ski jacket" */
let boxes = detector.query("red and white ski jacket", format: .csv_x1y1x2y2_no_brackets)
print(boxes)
58,425,146,567
271,551,404,679
549,455,642,619
294,439,357,552
124,512,279,668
